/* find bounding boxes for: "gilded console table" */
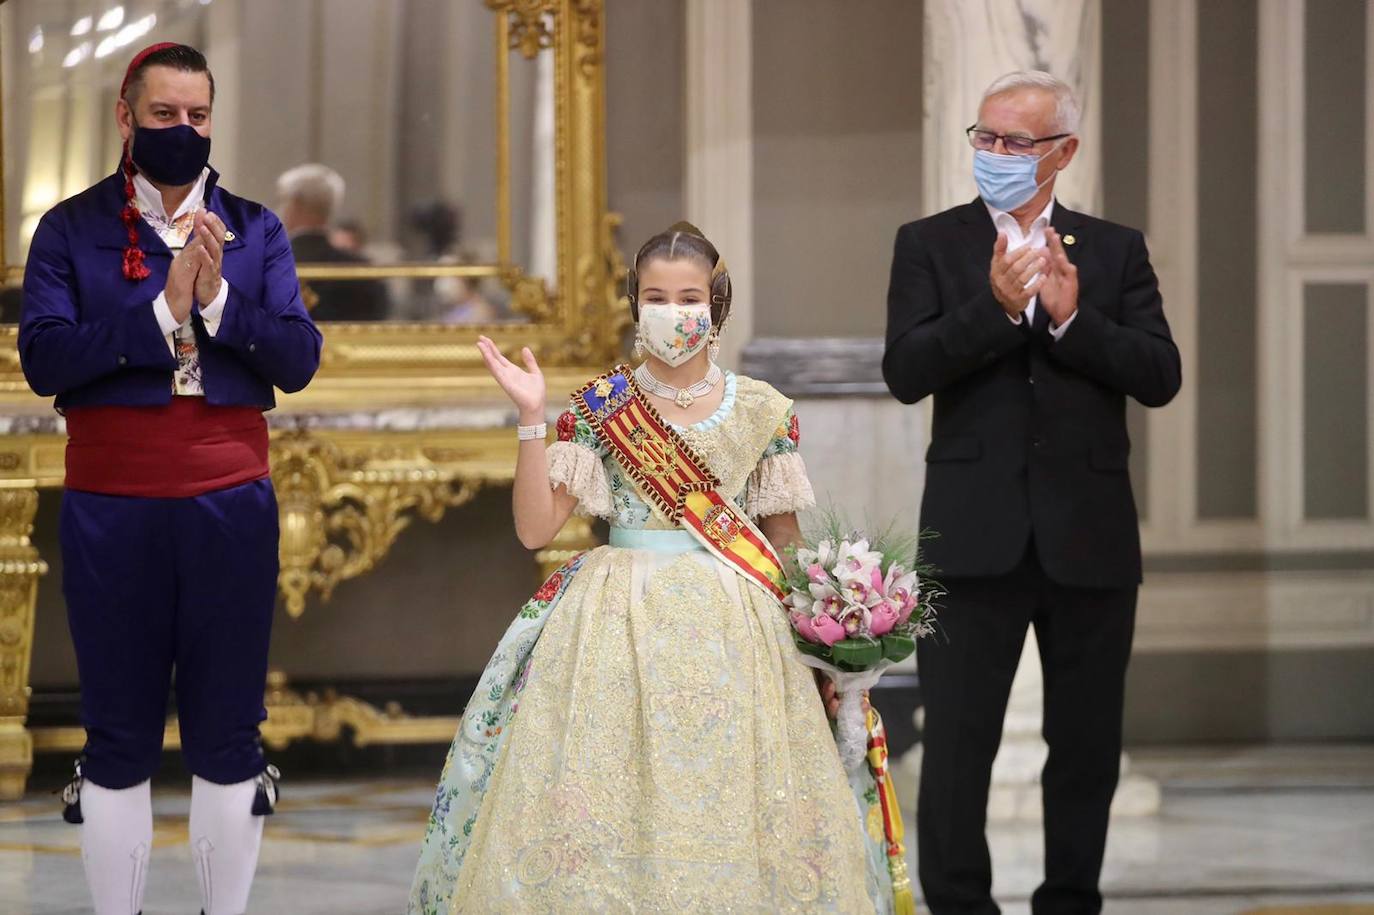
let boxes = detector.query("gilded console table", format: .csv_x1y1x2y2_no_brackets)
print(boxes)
0,399,596,800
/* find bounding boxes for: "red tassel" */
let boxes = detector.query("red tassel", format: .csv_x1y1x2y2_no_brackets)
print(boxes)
122,245,149,282
120,146,150,282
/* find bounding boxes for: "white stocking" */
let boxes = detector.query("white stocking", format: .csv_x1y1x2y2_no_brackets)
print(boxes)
80,780,153,915
188,776,264,915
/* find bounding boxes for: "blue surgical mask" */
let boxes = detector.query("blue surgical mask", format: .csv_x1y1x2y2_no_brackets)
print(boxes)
973,147,1058,212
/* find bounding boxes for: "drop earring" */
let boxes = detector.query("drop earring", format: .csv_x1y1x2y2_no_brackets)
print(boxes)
707,328,721,363
633,328,645,360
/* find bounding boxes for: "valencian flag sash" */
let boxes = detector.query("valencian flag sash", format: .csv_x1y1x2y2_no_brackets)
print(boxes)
866,705,917,915
572,365,787,602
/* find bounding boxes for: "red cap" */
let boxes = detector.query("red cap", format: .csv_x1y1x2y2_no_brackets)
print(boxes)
120,42,180,99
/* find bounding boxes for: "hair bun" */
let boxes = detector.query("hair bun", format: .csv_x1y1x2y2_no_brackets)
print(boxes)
667,220,707,238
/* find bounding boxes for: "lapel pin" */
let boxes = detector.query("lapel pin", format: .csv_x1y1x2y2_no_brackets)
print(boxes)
1063,234,1076,246
224,231,235,242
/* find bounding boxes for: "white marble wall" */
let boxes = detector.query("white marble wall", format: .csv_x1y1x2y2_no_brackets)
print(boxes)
793,397,928,535
923,0,1102,215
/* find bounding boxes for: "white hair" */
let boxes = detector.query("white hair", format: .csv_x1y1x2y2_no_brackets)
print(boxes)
275,163,345,221
981,70,1081,135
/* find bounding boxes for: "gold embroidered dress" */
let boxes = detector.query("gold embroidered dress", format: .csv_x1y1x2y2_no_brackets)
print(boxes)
409,372,876,914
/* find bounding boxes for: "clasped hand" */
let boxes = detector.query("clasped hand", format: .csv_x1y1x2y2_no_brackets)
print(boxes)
163,210,228,324
988,228,1078,327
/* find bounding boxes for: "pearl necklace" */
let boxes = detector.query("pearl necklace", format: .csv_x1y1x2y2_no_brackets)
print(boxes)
634,362,722,409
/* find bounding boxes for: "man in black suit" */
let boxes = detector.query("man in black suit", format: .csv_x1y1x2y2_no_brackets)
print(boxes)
883,71,1180,915
276,163,388,322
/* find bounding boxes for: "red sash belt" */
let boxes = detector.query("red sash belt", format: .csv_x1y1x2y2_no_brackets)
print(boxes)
64,398,269,498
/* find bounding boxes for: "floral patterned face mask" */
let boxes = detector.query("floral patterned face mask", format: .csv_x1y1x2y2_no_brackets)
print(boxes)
638,303,713,367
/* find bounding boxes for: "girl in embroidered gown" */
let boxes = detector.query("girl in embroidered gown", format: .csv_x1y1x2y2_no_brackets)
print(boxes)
409,224,883,914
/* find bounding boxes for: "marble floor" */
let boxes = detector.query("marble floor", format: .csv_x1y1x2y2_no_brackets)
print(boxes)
0,745,1371,914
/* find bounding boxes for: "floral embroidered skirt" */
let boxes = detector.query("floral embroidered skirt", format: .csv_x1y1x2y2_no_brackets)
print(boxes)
408,543,883,914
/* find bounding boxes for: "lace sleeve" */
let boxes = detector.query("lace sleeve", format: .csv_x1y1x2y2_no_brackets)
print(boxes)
744,452,816,519
743,407,815,519
547,410,613,519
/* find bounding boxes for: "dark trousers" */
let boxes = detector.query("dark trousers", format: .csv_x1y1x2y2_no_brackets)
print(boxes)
916,543,1137,915
60,478,279,789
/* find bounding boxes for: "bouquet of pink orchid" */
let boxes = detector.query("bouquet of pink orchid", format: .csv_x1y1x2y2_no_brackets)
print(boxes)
784,519,940,770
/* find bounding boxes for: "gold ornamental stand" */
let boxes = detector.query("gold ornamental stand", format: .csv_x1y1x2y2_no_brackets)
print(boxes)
0,487,46,799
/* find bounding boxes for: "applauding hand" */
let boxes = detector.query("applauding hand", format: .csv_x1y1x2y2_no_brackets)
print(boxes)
191,210,227,306
1038,228,1078,327
477,335,546,425
164,239,204,324
989,232,1048,318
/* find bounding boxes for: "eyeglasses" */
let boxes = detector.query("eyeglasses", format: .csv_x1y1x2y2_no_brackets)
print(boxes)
966,125,1072,155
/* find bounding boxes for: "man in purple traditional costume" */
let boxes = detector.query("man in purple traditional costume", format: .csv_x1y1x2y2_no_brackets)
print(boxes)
19,42,321,915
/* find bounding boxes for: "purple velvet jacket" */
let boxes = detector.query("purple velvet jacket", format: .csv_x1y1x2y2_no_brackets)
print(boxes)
19,167,322,410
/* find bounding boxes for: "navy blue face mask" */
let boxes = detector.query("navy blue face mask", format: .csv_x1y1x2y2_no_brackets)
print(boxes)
131,123,211,186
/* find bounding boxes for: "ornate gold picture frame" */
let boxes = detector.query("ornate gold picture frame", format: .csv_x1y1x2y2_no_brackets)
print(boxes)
0,0,629,408
0,0,625,799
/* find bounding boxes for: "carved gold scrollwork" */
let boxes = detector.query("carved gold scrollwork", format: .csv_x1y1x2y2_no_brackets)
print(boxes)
488,0,558,59
544,212,631,365
571,0,603,77
270,433,484,619
501,264,557,323
260,670,317,749
0,488,47,799
260,670,460,751
600,210,633,342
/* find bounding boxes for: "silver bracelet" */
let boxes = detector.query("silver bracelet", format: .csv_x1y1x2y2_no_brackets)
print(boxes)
517,422,547,441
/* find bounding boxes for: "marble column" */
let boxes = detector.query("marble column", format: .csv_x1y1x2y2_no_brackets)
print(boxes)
684,0,753,371
900,0,1159,822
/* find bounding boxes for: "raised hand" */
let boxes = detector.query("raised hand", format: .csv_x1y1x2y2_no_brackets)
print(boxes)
477,335,546,424
989,232,1048,318
1039,228,1079,326
191,210,226,306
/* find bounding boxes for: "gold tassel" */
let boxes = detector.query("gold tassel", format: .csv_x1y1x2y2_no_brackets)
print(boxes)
888,855,918,915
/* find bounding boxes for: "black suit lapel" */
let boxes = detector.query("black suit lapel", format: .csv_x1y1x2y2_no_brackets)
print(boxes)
92,173,170,255
1048,201,1099,312
956,198,997,281
1049,202,1086,265
956,197,997,243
